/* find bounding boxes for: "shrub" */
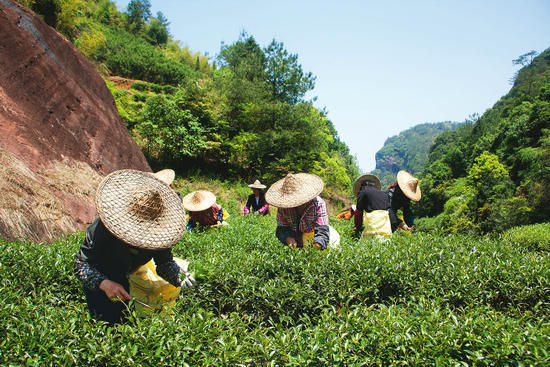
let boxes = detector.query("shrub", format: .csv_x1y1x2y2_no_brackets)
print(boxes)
102,29,191,85
501,222,550,251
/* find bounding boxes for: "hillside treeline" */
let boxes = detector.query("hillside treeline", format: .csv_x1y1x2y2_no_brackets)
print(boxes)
371,121,462,187
21,0,359,194
417,49,550,233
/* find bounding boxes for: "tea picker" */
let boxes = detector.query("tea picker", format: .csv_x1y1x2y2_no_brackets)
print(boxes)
353,174,398,238
74,169,194,324
183,190,229,231
386,170,421,232
265,173,340,250
243,179,270,215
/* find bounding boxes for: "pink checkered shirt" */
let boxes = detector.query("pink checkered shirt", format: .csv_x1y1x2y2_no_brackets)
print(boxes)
276,196,329,233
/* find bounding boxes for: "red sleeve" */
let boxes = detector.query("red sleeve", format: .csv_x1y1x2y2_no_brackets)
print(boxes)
354,209,363,230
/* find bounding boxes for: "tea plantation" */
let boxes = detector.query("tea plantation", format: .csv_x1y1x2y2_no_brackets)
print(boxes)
1,217,548,365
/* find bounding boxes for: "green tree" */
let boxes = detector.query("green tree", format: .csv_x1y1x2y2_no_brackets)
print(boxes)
264,40,315,104
126,0,151,32
146,12,169,45
218,32,266,82
31,0,60,27
138,95,207,163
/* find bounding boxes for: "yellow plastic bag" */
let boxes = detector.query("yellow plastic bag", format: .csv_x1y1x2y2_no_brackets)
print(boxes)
302,225,340,249
363,210,392,238
129,257,188,316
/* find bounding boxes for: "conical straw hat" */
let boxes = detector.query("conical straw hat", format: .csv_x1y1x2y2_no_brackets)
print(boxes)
353,174,381,196
95,170,186,249
153,169,175,186
265,173,324,208
397,170,421,201
248,180,266,189
182,190,216,212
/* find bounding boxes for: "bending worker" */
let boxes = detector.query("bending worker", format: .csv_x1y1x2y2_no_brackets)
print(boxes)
353,174,398,237
266,172,339,250
386,170,421,232
74,169,194,324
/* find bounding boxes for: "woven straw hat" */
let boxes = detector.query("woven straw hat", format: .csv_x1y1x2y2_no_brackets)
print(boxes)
182,190,216,212
353,174,381,196
248,180,266,189
265,173,324,208
95,170,186,249
153,169,175,186
397,170,421,201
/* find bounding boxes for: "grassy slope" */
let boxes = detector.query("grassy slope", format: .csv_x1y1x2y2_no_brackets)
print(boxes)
1,218,549,365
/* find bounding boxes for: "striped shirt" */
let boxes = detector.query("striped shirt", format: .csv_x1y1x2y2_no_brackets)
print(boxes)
276,196,329,233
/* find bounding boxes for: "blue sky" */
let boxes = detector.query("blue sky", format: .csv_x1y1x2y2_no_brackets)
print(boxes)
114,0,549,172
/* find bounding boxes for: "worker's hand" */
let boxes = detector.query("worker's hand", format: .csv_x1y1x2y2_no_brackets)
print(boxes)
181,272,196,289
99,279,131,301
285,237,297,248
410,225,417,233
397,222,410,231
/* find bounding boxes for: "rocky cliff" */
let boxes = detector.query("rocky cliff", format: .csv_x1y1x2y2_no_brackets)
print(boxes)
0,0,151,242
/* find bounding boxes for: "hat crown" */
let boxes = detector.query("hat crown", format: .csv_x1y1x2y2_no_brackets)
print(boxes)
95,169,186,249
129,189,165,220
191,192,204,205
408,179,418,192
281,174,298,194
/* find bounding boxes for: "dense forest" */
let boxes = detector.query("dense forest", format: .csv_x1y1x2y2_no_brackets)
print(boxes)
18,0,359,198
18,0,550,231
371,121,462,187
416,49,550,233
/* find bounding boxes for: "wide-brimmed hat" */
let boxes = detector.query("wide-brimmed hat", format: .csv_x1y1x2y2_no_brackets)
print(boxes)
265,173,324,208
95,169,186,249
248,179,266,189
353,174,381,196
153,169,175,186
397,170,421,201
182,190,216,212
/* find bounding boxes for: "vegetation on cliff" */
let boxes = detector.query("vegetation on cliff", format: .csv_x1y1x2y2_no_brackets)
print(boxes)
371,121,462,187
20,0,359,199
416,49,550,232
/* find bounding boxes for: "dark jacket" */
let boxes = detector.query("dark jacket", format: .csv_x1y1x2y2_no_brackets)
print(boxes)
74,218,182,323
354,187,398,230
244,193,269,215
386,185,415,227
75,218,181,291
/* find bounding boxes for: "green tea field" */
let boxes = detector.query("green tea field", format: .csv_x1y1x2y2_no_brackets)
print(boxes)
1,217,549,366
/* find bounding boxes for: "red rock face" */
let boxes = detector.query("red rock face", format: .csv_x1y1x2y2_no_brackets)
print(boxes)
0,0,151,242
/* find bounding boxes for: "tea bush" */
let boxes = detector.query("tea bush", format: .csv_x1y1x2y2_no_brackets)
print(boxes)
0,218,549,365
501,222,550,251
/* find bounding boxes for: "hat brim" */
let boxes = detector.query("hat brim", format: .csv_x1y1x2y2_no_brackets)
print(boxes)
96,170,186,249
153,169,175,186
353,174,381,196
397,170,421,201
182,190,216,212
248,184,266,189
265,173,324,208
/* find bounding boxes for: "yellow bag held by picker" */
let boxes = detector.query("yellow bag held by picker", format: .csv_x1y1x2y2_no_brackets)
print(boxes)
129,257,188,316
363,210,392,237
302,225,340,249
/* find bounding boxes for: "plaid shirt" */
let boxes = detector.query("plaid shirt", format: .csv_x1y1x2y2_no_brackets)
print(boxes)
276,196,329,233
189,203,222,226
